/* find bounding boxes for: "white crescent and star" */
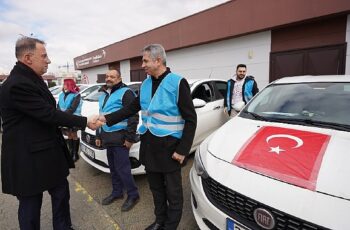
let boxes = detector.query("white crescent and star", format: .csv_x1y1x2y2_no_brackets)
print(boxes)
266,134,304,154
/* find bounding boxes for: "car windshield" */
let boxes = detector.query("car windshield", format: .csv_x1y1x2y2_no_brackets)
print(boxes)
84,89,103,101
78,85,88,91
50,86,63,95
241,82,350,131
83,83,140,102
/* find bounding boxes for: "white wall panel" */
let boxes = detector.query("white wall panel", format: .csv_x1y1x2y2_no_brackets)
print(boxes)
167,31,271,88
345,14,350,75
120,60,131,82
81,65,108,84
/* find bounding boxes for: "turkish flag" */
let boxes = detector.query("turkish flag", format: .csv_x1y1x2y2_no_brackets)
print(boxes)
232,126,330,190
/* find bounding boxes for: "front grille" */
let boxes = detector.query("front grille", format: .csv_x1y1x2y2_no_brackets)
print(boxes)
202,176,329,230
81,131,104,150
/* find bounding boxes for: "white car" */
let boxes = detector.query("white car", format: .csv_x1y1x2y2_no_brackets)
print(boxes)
190,75,350,230
79,79,229,175
51,84,103,102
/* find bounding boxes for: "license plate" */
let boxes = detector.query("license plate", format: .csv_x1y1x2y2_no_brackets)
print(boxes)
226,218,249,230
80,143,95,159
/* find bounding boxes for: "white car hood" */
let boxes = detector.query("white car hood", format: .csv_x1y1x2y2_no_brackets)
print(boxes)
207,117,350,200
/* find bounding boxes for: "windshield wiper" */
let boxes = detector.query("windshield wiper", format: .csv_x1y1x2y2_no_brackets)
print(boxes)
284,118,350,131
243,111,271,121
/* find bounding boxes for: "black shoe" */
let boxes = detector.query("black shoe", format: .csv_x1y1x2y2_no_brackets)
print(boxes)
101,194,123,205
145,222,164,230
121,196,139,212
72,139,80,162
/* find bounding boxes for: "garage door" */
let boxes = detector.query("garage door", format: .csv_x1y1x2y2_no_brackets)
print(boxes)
270,44,346,82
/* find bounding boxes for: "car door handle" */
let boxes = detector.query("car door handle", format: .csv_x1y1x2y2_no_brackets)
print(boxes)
213,106,221,110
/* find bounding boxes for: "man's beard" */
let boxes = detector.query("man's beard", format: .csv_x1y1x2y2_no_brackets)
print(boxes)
106,82,113,88
237,74,245,80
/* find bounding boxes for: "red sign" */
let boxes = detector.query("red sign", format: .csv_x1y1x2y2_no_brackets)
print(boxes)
232,126,330,190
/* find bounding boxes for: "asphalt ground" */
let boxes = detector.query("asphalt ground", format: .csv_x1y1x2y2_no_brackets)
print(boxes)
0,134,200,230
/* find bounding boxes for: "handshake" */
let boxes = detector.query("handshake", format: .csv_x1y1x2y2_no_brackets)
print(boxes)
87,115,106,130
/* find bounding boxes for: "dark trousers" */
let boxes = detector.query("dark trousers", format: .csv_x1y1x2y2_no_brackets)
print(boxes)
17,178,71,230
106,146,139,198
147,170,183,230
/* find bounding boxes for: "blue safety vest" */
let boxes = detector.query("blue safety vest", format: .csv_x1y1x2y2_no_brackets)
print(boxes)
58,92,82,115
138,73,185,139
99,87,129,132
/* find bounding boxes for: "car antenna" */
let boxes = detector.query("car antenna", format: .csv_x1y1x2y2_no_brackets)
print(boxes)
208,69,213,79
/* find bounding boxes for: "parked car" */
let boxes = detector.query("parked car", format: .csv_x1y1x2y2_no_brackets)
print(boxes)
190,75,350,230
49,85,60,92
80,79,229,175
51,84,102,102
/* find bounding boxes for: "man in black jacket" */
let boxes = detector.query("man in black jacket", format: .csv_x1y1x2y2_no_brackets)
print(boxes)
97,44,197,230
96,69,140,211
0,36,98,230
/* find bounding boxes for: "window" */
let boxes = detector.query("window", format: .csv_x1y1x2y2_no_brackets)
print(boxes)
213,81,227,100
192,83,214,102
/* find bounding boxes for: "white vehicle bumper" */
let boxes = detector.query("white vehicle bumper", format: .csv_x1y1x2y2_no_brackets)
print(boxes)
190,167,250,230
79,141,145,175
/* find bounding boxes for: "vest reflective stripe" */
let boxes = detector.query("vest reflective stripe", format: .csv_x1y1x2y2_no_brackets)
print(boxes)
99,87,129,132
141,111,183,123
58,92,82,115
138,73,184,139
145,122,184,131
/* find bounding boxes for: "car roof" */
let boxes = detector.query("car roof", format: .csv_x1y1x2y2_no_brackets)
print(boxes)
188,78,226,84
273,75,350,84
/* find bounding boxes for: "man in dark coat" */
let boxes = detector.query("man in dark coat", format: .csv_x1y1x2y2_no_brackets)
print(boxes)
97,44,197,230
0,36,97,230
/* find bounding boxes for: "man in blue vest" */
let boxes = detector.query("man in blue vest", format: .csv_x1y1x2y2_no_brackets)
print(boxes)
95,69,140,211
97,44,197,230
224,64,259,117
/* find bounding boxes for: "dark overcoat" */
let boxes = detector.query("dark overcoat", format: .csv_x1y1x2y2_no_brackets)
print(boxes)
0,62,87,196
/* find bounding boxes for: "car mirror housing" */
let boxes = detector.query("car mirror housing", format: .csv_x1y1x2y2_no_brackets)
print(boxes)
193,98,206,108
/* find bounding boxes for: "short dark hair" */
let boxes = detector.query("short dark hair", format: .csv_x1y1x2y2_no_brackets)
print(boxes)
109,68,121,76
15,36,45,59
236,64,247,70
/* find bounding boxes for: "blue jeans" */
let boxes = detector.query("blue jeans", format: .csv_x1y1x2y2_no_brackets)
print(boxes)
106,146,139,198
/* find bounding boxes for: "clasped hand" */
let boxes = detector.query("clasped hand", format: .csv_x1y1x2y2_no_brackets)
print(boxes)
87,115,106,130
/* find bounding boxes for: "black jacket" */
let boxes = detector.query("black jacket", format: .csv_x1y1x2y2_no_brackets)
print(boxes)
105,68,197,172
96,82,139,147
0,62,87,196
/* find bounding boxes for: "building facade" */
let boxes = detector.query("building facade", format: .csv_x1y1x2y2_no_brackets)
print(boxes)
74,0,350,88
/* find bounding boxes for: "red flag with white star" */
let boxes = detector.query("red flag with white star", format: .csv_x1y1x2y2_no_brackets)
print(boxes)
232,126,330,190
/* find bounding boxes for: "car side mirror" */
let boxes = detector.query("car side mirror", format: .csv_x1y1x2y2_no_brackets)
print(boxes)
193,98,206,108
81,92,87,99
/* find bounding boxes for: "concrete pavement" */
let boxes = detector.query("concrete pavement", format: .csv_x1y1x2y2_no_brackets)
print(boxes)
0,137,199,230
0,174,121,230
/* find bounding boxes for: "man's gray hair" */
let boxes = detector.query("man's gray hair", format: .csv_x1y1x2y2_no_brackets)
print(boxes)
142,44,166,65
15,36,45,59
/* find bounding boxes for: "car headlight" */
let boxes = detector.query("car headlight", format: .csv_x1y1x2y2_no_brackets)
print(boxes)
194,141,209,179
